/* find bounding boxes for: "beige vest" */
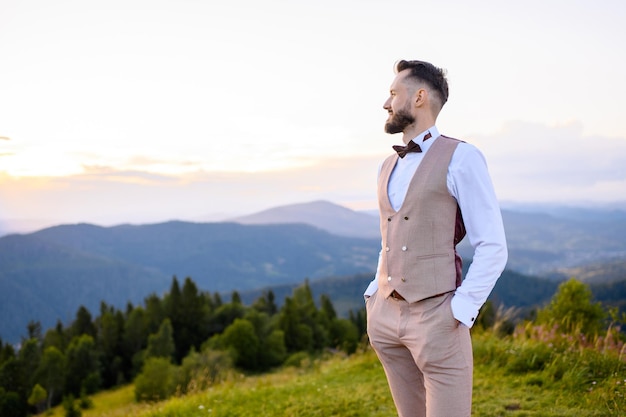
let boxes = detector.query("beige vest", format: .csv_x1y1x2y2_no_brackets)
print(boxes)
377,136,463,303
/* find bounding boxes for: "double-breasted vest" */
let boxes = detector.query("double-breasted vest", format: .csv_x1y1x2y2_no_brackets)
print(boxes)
377,135,465,303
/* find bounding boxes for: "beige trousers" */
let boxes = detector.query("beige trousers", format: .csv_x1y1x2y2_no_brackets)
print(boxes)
366,290,473,417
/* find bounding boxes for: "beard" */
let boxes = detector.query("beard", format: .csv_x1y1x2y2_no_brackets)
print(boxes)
384,105,415,134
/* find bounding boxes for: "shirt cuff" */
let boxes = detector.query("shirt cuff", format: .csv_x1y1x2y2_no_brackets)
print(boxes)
363,279,378,301
451,293,479,328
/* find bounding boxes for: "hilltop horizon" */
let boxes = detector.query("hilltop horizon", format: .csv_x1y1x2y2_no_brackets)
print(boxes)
2,198,626,238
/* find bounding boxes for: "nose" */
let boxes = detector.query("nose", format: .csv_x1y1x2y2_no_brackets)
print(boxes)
383,96,391,109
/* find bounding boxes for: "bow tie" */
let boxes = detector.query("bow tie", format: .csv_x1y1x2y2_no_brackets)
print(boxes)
392,132,432,158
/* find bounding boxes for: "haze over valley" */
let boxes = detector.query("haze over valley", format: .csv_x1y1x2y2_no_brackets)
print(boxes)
1,200,625,344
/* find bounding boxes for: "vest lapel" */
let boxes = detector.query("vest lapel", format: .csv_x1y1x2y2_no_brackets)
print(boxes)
378,154,399,214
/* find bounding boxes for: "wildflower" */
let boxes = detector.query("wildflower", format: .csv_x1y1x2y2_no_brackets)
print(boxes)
199,405,205,410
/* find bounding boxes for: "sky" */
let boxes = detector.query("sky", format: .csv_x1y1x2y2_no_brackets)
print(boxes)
1,0,626,233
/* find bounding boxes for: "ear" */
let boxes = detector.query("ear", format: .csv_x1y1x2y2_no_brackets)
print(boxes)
414,88,428,108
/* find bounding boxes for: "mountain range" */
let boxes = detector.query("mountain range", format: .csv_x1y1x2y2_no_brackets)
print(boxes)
1,200,625,343
234,200,626,277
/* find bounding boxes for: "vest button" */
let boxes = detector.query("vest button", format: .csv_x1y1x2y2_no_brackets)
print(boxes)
385,247,390,252
401,277,406,282
402,246,407,251
387,217,392,222
387,276,392,282
404,216,409,220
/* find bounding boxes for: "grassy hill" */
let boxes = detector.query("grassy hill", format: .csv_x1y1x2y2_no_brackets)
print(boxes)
46,334,625,417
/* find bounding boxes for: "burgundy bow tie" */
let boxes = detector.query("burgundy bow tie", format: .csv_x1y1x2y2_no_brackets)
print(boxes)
392,132,432,158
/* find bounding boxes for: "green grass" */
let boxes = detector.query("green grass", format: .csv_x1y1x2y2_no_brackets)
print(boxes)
49,334,626,417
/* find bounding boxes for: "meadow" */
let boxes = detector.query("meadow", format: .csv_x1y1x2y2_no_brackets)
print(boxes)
47,327,625,417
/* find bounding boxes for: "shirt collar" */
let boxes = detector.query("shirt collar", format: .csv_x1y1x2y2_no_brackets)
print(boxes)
412,125,438,144
407,125,439,153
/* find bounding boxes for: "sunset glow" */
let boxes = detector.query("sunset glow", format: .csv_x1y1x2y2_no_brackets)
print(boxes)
1,0,626,233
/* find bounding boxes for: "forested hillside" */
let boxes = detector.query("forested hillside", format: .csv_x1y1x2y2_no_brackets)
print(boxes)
0,277,363,416
1,277,625,417
0,221,379,343
239,269,626,321
1,201,625,345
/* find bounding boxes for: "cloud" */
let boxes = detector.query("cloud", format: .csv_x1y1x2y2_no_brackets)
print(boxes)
471,121,626,202
0,155,381,229
79,165,179,184
2,120,625,232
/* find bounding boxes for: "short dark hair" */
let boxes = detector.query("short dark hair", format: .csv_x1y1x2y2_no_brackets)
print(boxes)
395,60,449,110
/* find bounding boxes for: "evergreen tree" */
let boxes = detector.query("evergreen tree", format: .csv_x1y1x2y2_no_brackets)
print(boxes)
211,302,246,336
97,305,125,388
27,383,47,414
475,300,497,330
320,294,337,321
537,278,606,336
18,338,41,392
0,358,28,416
26,320,43,342
146,319,175,360
123,307,148,378
261,329,287,368
348,308,367,339
294,281,328,350
62,394,81,417
231,291,242,305
134,357,176,402
71,306,97,339
36,346,66,409
279,297,314,353
244,309,286,369
144,293,166,336
165,277,185,360
252,290,278,316
42,320,67,352
212,292,223,308
123,307,147,355
0,338,15,367
220,319,260,370
173,277,210,361
328,319,359,354
65,335,101,396
0,386,27,417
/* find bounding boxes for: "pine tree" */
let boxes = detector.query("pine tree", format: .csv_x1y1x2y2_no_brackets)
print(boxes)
146,319,175,360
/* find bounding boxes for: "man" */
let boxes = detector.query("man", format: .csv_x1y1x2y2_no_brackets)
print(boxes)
364,60,508,417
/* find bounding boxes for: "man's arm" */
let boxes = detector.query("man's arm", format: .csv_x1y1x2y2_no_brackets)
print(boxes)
363,246,382,300
448,143,508,327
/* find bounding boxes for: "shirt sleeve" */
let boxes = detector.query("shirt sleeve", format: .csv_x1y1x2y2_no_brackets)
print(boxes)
363,245,382,300
448,143,508,327
364,163,384,300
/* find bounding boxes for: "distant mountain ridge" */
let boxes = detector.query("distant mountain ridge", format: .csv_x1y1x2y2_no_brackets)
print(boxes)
232,200,380,238
1,200,625,343
237,199,626,277
0,219,379,343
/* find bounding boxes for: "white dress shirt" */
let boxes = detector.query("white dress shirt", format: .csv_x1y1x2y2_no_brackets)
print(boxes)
364,126,508,327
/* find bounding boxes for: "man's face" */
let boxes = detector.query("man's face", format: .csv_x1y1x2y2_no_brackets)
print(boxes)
383,70,415,134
